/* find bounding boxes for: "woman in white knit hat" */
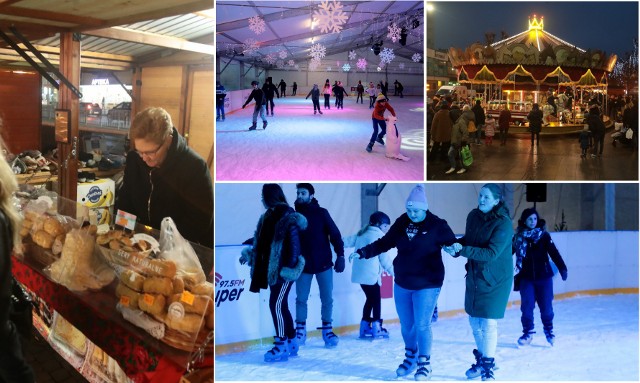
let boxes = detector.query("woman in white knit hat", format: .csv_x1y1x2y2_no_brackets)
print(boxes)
350,184,456,380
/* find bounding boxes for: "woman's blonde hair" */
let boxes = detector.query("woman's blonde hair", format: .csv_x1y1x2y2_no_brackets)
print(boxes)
129,107,173,145
0,133,22,250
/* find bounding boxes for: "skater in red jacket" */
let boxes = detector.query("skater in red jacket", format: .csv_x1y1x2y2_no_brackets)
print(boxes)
366,94,397,153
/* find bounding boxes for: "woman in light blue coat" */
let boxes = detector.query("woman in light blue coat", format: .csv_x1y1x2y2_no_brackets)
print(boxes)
344,211,394,339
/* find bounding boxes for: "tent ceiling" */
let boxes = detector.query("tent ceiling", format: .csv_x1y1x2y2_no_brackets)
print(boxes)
0,0,214,72
216,1,424,70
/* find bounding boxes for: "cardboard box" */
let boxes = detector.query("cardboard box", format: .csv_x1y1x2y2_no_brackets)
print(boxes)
77,178,115,208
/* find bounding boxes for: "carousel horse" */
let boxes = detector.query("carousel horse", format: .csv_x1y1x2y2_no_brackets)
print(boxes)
556,93,568,122
542,104,557,125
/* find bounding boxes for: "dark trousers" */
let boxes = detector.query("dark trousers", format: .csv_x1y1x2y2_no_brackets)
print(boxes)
519,277,554,333
0,321,35,383
269,280,295,339
292,88,297,96
216,104,225,120
265,97,275,114
324,94,331,109
337,95,344,109
370,118,387,143
593,134,604,155
357,92,363,103
280,89,286,97
531,132,540,146
500,127,509,143
369,96,376,109
312,99,320,111
360,283,381,322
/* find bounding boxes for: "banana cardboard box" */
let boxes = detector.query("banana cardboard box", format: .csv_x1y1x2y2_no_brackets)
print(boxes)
77,178,115,225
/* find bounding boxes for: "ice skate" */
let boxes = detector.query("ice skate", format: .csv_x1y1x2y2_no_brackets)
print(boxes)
248,123,257,131
318,322,339,348
287,336,299,357
264,336,288,362
295,321,306,345
386,153,411,161
318,110,323,114
517,331,535,346
414,355,431,381
544,329,555,346
396,348,418,377
366,142,374,153
358,320,373,340
465,349,483,379
480,357,495,381
371,319,389,339
263,121,268,130
376,137,385,146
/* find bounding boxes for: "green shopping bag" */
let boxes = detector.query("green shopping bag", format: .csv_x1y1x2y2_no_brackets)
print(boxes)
460,145,473,167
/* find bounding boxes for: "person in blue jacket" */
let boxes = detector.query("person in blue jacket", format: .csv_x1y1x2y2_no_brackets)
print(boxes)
353,184,456,380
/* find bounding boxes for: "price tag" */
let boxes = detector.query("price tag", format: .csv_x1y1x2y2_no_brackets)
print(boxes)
143,294,155,305
180,290,195,306
120,295,130,307
116,209,137,230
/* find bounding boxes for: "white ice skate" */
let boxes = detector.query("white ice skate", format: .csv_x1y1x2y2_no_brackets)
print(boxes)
384,116,410,161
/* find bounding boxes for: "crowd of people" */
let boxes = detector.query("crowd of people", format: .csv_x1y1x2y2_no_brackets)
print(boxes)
239,183,569,381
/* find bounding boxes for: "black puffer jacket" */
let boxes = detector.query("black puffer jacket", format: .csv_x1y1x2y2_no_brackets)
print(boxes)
116,127,214,248
241,205,307,292
513,219,567,281
359,211,457,290
295,198,344,274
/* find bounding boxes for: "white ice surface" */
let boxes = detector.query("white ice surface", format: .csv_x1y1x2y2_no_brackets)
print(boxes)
215,294,639,381
215,96,425,181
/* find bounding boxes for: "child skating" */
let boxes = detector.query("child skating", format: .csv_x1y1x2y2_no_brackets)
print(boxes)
305,84,323,115
366,94,396,153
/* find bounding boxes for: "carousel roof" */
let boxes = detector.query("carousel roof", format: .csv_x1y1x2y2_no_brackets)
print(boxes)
448,15,617,86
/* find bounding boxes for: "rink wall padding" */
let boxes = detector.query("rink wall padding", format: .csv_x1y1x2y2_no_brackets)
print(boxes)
215,230,638,353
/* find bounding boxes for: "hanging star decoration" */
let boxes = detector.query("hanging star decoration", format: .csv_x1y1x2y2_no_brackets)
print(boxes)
242,38,259,55
276,60,285,68
248,16,266,35
313,0,348,33
348,50,357,60
412,52,422,63
279,50,288,59
379,47,395,64
356,58,367,70
310,43,327,59
288,59,295,66
342,63,351,72
387,23,401,43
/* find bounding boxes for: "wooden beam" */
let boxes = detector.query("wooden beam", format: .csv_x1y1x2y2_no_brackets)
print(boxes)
1,6,107,28
84,27,214,55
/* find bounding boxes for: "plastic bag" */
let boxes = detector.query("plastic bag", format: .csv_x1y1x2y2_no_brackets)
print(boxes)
626,128,633,139
460,145,473,167
158,217,206,287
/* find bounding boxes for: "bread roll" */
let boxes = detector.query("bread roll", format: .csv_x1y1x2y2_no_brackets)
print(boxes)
143,277,173,296
115,282,140,310
44,217,65,237
52,234,65,255
32,230,54,249
147,259,177,279
190,282,213,297
121,269,145,292
108,239,122,250
172,277,185,294
139,293,166,316
168,294,212,315
22,219,33,230
96,234,110,245
165,312,203,333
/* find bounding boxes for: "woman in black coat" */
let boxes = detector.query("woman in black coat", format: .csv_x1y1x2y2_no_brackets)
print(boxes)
0,139,35,382
240,184,307,362
513,208,567,346
527,103,543,146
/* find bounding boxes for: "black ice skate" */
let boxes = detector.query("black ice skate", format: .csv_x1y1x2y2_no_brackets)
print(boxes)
544,329,555,346
366,142,374,152
249,123,257,131
517,330,535,346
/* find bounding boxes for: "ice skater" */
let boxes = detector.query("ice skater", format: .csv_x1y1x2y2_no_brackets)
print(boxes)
366,94,396,153
305,84,323,115
384,115,410,161
513,208,568,347
262,78,280,116
351,184,457,380
344,211,394,340
323,80,332,110
241,80,267,130
366,82,377,109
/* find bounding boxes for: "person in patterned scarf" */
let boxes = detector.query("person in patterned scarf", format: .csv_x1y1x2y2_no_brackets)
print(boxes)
512,207,568,347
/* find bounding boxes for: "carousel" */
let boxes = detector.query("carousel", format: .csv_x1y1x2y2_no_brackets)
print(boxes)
448,15,617,131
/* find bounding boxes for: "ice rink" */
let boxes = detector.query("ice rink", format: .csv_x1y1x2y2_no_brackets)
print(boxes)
215,96,425,181
215,294,638,381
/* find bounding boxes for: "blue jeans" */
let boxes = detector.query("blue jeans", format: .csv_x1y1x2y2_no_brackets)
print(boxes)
394,285,440,357
469,317,498,358
447,144,462,169
216,103,225,120
295,269,334,323
370,119,387,143
519,277,554,333
252,105,267,124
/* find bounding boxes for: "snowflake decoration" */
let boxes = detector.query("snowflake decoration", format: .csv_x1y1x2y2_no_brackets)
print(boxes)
377,66,382,72
279,50,288,59
309,57,322,71
379,47,395,64
356,58,367,70
242,38,259,55
265,53,277,65
276,59,284,68
342,63,351,72
313,0,348,34
288,59,295,66
349,50,357,60
399,63,405,70
248,16,266,35
387,23,401,43
412,53,422,63
310,43,327,59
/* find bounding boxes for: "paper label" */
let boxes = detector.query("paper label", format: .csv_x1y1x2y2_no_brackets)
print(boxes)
180,290,195,305
143,294,155,305
120,296,130,307
116,209,137,230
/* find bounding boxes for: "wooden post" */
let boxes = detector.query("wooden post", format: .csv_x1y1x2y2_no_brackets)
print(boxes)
57,32,81,201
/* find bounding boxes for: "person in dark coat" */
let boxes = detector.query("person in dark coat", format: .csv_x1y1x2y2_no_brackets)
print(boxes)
578,125,592,158
240,184,307,362
471,100,486,145
0,138,35,383
294,183,345,348
116,107,213,249
498,106,511,145
216,81,226,122
242,80,268,130
332,81,348,109
527,103,543,146
587,106,606,157
305,84,323,115
292,82,298,96
262,78,280,116
512,208,568,347
356,81,365,104
278,79,287,98
444,184,514,381
353,184,456,380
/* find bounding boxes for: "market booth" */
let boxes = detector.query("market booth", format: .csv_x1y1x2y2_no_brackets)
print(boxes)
0,1,214,382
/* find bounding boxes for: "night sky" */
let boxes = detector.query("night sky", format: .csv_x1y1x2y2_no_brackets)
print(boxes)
430,1,638,58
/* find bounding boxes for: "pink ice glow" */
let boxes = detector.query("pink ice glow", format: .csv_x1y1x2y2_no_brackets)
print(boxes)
215,96,425,181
